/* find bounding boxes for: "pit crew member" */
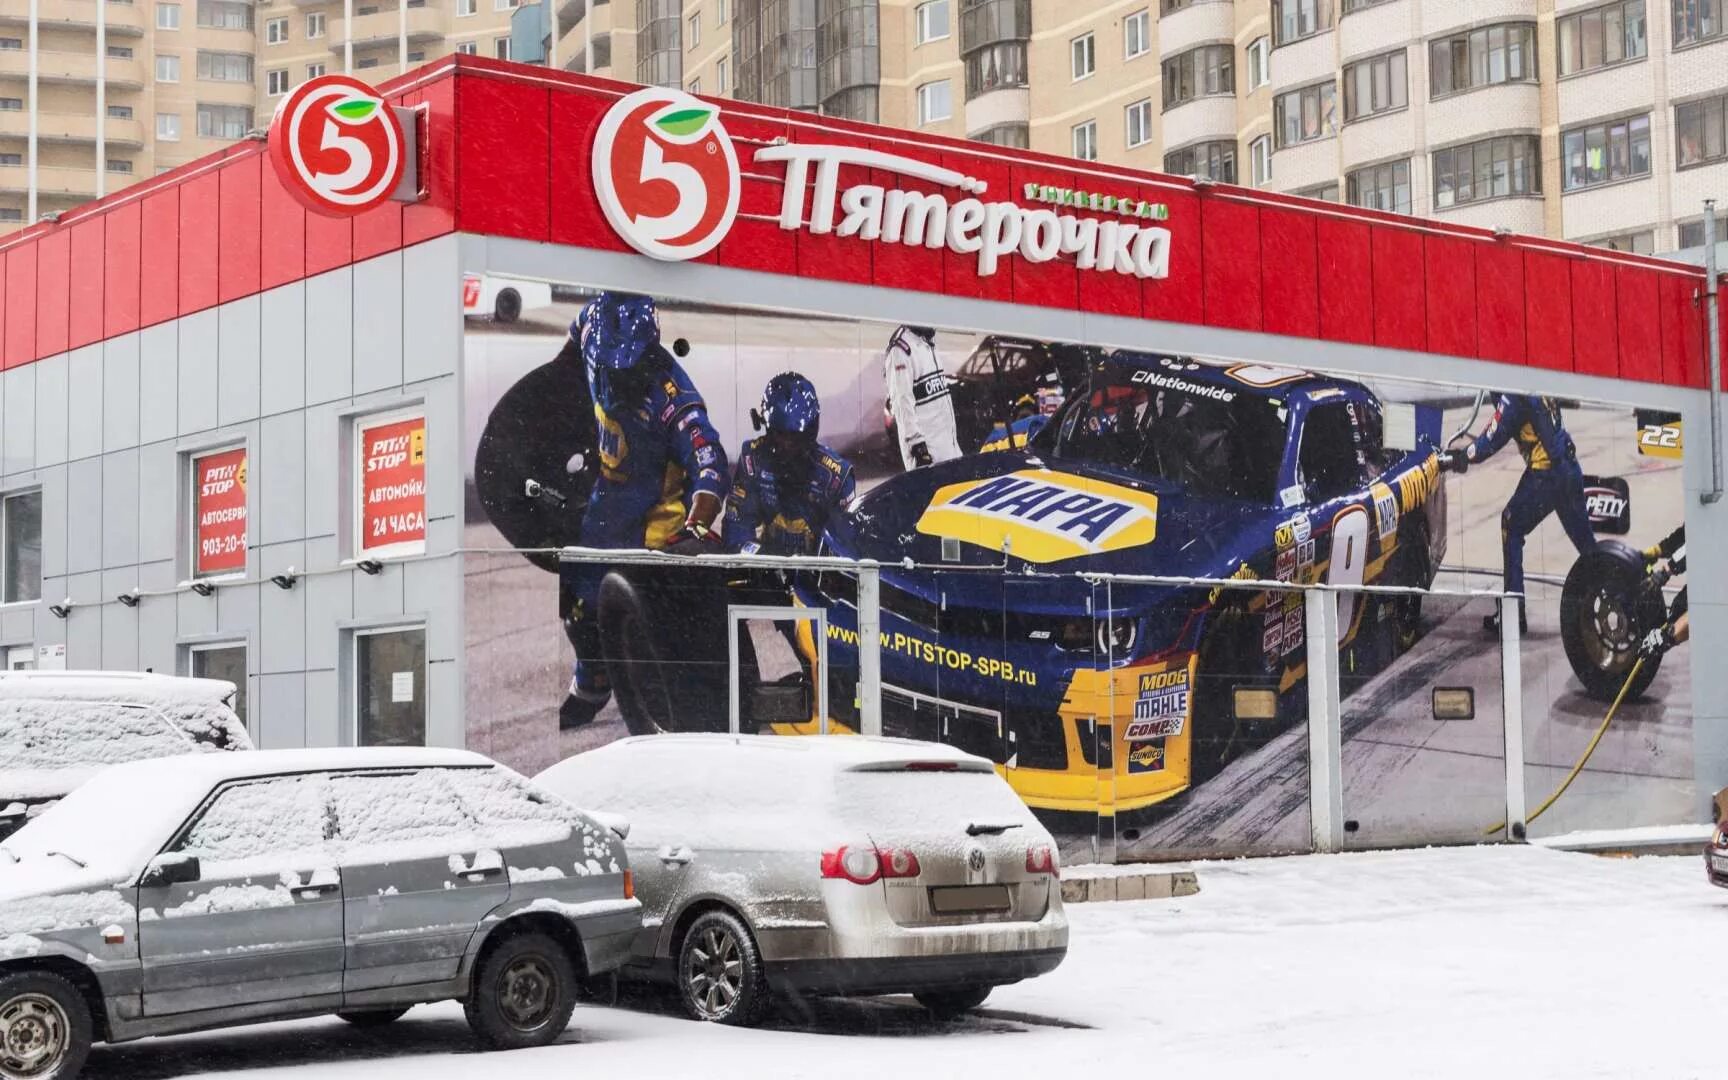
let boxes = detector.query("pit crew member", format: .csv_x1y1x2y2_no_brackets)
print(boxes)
1639,524,1689,657
725,372,857,557
885,325,962,470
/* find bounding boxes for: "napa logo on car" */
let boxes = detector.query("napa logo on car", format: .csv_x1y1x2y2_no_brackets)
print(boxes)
915,469,1158,563
1124,667,1189,742
592,87,741,262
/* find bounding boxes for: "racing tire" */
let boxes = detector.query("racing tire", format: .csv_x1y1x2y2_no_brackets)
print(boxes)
0,970,93,1080
676,910,770,1027
1560,540,1666,703
597,570,728,736
1387,519,1433,656
493,288,522,324
914,986,992,1020
463,931,578,1050
337,1008,410,1028
1188,609,1271,784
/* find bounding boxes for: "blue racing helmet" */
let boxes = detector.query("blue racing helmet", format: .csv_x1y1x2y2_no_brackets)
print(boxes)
575,292,661,371
755,372,821,440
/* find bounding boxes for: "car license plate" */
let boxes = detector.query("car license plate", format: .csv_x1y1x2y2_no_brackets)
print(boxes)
1710,853,1728,875
930,885,1012,914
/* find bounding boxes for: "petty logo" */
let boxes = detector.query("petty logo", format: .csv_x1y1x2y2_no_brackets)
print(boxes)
268,75,404,216
592,87,740,262
915,469,1157,563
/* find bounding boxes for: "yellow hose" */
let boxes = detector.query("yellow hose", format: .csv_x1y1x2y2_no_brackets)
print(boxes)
1484,656,1645,837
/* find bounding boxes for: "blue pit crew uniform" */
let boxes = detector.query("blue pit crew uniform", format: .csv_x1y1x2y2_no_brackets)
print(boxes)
723,437,856,556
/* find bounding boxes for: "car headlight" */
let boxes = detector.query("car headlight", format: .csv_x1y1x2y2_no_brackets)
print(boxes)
1096,617,1137,659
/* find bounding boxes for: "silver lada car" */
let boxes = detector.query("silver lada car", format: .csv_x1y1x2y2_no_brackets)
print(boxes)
534,735,1067,1026
0,747,640,1080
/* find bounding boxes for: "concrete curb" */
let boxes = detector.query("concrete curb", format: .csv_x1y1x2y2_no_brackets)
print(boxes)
1059,865,1200,903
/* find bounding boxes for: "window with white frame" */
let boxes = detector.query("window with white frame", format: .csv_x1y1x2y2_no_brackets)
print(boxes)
917,79,952,124
1124,9,1149,59
1125,99,1152,147
717,55,728,92
266,68,289,95
1250,134,1272,185
458,0,478,15
689,12,701,47
156,112,181,140
716,0,728,25
157,2,180,29
354,625,427,747
457,41,478,54
1072,119,1098,161
1,490,41,605
689,76,702,93
1247,36,1269,89
1071,32,1095,80
156,54,180,82
495,36,512,59
307,62,326,78
305,11,325,37
265,16,287,43
916,0,950,44
496,0,520,9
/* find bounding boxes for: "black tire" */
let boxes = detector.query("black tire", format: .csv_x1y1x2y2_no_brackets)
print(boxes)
598,570,727,736
463,931,578,1050
0,970,93,1080
494,288,522,324
1387,519,1433,655
1188,608,1272,783
676,910,769,1026
337,1008,410,1028
1560,540,1666,703
915,985,992,1020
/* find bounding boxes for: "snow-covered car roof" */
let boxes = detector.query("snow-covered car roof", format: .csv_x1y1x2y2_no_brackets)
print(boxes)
0,670,238,702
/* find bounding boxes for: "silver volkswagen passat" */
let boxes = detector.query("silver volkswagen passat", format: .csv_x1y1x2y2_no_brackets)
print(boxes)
0,747,639,1080
534,735,1067,1026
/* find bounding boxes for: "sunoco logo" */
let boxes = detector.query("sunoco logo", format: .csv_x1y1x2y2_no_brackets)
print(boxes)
916,469,1158,564
268,75,404,217
592,88,741,262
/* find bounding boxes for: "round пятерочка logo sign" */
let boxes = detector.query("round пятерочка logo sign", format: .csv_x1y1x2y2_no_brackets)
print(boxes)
591,87,741,262
268,75,405,217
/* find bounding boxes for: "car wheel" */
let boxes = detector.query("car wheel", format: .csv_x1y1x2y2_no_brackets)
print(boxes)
337,1008,410,1028
0,971,92,1080
598,571,727,736
914,985,992,1020
1560,540,1665,703
1188,608,1267,783
494,288,522,324
677,910,768,1026
463,932,578,1050
1387,519,1432,655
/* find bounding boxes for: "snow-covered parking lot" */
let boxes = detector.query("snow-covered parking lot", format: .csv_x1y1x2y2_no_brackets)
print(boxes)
81,845,1720,1080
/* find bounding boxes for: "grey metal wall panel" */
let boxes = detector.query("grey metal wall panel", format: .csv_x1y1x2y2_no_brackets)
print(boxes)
100,568,139,670
64,457,103,575
352,560,405,620
305,533,339,574
37,464,66,581
304,667,340,747
138,323,178,446
0,605,33,647
136,441,178,566
303,402,341,541
102,335,141,454
304,570,350,671
257,540,307,675
101,448,140,569
257,672,307,750
421,376,458,524
403,237,460,385
64,571,102,667
216,581,261,645
177,586,217,638
305,268,354,406
135,561,177,674
405,556,459,663
33,354,67,468
426,658,461,748
3,366,34,476
177,310,218,437
259,412,306,546
218,297,262,428
66,346,104,462
260,282,307,417
353,252,405,396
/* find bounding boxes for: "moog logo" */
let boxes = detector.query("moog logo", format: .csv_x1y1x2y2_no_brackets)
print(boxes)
268,75,404,216
592,87,741,262
915,469,1158,564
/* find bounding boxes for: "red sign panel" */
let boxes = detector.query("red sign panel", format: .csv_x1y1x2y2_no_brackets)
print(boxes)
359,415,427,555
193,447,248,577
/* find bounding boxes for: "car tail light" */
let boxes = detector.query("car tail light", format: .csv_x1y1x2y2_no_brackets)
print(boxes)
878,847,921,878
622,869,634,900
821,845,882,885
1025,845,1057,875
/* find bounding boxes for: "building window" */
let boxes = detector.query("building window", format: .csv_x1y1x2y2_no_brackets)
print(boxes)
1673,0,1725,46
1164,140,1235,180
195,0,253,30
458,0,477,14
1433,134,1540,208
1347,159,1411,214
457,41,478,54
1272,0,1332,47
1676,94,1727,168
1589,230,1655,254
355,626,427,747
1429,23,1535,97
965,43,1028,97
1343,48,1405,121
972,122,1029,147
1,490,41,605
1559,2,1646,76
1342,0,1393,10
265,16,288,44
717,55,728,92
0,99,19,112
0,39,18,50
108,104,133,119
916,0,949,42
196,51,253,82
1562,113,1651,188
196,103,254,139
0,154,18,166
498,0,521,8
306,11,325,37
190,446,248,577
1072,119,1098,161
1071,32,1095,80
357,57,380,70
0,209,22,223
407,50,425,62
307,62,327,78
1161,44,1233,109
689,76,702,93
1293,182,1339,201
156,112,181,140
106,44,134,58
1274,80,1336,147
157,2,180,29
266,69,288,95
1678,215,1726,247
1250,134,1272,185
494,36,512,59
917,79,952,124
1125,9,1149,59
688,12,700,47
1125,99,1153,147
1246,36,1270,89
156,55,180,82
717,0,729,26
1159,0,1196,10
189,643,247,734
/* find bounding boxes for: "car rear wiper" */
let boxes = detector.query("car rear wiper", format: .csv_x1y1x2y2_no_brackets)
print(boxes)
965,822,1024,836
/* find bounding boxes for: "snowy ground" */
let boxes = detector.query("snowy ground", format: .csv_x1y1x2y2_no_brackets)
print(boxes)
82,845,1722,1080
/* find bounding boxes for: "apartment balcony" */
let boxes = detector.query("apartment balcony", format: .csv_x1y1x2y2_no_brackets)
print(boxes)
1338,0,1409,60
964,86,1028,139
0,162,99,199
330,6,448,52
0,109,144,146
0,0,148,38
1157,0,1234,58
1161,94,1235,152
1419,0,1537,39
0,48,144,88
1427,82,1540,147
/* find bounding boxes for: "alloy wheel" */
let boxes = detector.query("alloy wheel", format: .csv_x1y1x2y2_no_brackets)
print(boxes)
684,925,744,1019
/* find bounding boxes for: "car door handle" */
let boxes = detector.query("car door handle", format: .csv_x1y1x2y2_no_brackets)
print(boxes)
290,873,340,897
462,865,505,880
658,846,693,866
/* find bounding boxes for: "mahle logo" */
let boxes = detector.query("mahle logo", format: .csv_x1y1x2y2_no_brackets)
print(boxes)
592,88,740,261
268,74,405,217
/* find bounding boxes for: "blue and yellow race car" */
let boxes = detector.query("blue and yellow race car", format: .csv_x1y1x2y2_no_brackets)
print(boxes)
790,353,1447,817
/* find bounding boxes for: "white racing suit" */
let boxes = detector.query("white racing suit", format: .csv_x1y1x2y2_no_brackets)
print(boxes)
884,326,963,470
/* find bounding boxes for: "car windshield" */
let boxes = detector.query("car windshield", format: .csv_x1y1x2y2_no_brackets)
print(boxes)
0,762,184,872
0,698,204,775
1047,366,1288,501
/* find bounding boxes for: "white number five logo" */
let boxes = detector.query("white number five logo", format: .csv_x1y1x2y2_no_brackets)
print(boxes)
317,117,371,192
632,139,706,243
1327,506,1370,635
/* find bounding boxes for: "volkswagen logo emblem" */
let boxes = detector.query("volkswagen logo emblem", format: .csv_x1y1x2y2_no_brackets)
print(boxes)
967,847,986,873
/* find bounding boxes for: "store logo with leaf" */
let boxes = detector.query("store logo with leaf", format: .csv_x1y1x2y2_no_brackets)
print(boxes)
269,74,405,217
592,87,741,261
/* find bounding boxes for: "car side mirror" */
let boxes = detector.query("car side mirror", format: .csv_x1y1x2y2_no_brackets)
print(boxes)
140,852,201,889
